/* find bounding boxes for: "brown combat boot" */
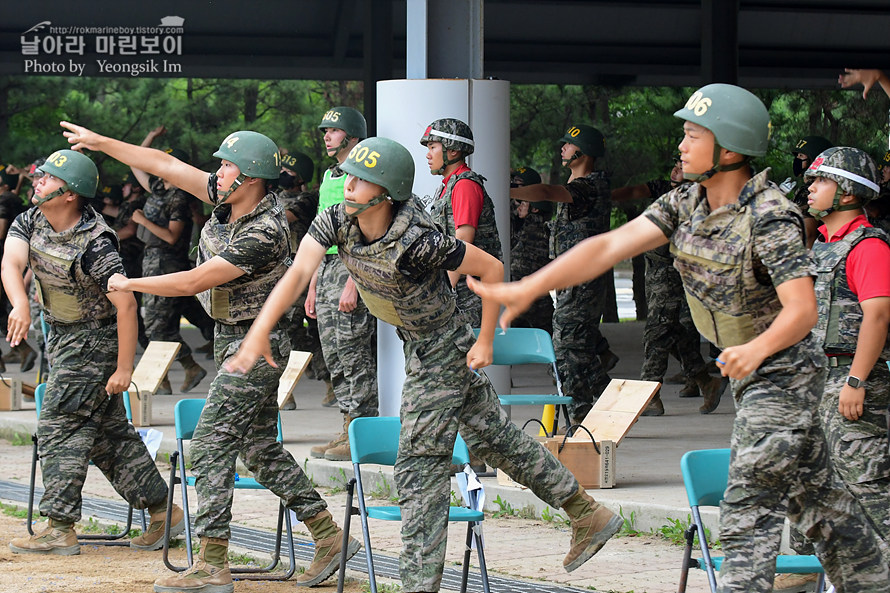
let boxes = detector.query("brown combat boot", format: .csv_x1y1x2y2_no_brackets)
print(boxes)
561,487,622,572
773,573,820,593
180,355,208,393
321,380,337,407
311,415,348,459
156,375,173,395
295,510,361,587
678,377,700,398
324,416,354,461
697,371,729,415
9,518,80,555
641,392,665,416
130,504,185,551
154,536,233,593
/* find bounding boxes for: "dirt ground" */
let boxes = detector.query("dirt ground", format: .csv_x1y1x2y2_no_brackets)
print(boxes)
0,509,373,593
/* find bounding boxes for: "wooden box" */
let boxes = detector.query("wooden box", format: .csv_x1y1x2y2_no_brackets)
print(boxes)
0,379,23,411
129,341,181,426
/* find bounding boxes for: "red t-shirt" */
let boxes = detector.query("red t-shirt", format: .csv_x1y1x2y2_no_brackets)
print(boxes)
439,163,483,229
819,215,890,302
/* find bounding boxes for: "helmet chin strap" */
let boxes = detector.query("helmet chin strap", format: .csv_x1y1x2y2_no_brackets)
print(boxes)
561,150,582,166
218,173,246,203
808,186,860,220
683,144,749,182
35,184,69,206
430,148,461,176
328,136,354,158
344,194,388,218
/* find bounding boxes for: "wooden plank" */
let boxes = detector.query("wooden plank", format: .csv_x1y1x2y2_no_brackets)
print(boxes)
579,379,660,445
129,341,181,427
277,351,313,410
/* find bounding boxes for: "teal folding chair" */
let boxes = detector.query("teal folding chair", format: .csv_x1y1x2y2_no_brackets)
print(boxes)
161,398,295,580
336,416,490,593
475,327,572,434
678,449,826,593
27,382,145,544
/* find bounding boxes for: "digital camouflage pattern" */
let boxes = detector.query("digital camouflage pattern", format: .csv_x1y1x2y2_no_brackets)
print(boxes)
315,255,378,418
820,366,890,559
812,225,890,357
277,187,327,379
552,171,612,421
644,169,890,593
141,179,195,360
640,244,707,382
39,323,169,522
420,118,475,155
25,206,117,324
196,194,290,324
804,146,881,202
429,169,502,327
647,169,811,348
192,322,328,539
510,210,553,334
309,200,579,592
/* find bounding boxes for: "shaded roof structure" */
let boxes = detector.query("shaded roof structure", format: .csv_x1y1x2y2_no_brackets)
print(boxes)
1,1,887,88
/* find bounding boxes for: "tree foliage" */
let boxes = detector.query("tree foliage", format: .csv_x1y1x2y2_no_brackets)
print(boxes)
2,75,888,194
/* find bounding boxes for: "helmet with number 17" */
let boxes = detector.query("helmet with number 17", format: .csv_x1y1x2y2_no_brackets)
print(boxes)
674,83,771,181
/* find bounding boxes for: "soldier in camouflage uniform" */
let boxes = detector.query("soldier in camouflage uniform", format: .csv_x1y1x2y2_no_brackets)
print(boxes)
228,137,623,593
277,150,331,405
613,167,729,416
4,149,183,556
131,130,207,393
61,123,360,591
308,106,379,462
472,84,890,593
509,167,553,334
510,124,618,423
804,146,890,559
785,135,833,249
421,118,503,328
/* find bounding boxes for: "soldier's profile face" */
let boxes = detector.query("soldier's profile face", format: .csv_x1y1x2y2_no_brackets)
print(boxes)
426,141,444,171
215,159,243,195
344,173,386,215
32,173,64,204
679,122,715,177
807,176,837,212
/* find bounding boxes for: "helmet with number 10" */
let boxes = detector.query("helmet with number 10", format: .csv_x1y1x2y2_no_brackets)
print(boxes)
340,137,415,202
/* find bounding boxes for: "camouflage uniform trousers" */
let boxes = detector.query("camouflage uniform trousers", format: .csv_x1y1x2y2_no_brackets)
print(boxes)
316,254,378,418
455,279,482,328
38,320,168,522
820,363,890,562
142,247,193,360
287,294,328,381
552,276,610,422
191,322,327,539
718,337,890,593
394,321,578,592
639,256,706,382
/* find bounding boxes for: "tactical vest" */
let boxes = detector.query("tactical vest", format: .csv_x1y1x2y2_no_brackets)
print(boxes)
430,169,502,260
812,224,890,358
669,172,798,348
196,195,291,323
336,200,456,331
553,171,610,257
137,179,191,253
29,206,117,325
318,168,346,255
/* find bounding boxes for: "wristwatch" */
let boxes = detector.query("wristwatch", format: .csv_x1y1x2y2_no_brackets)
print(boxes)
846,375,862,389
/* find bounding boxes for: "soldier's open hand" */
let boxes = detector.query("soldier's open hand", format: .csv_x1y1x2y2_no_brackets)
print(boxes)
60,121,102,152
467,276,533,331
225,332,277,374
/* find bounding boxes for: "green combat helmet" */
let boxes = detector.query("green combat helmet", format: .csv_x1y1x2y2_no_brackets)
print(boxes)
804,146,880,219
36,149,99,204
558,124,605,164
790,135,832,177
420,118,474,174
281,151,315,184
510,167,542,188
212,130,280,201
318,106,367,157
674,83,770,181
339,137,415,217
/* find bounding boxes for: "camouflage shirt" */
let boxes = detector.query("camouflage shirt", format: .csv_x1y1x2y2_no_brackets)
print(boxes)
644,168,813,348
138,177,193,257
10,205,123,324
196,173,291,323
553,170,610,257
308,198,465,332
510,211,550,280
277,188,319,255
